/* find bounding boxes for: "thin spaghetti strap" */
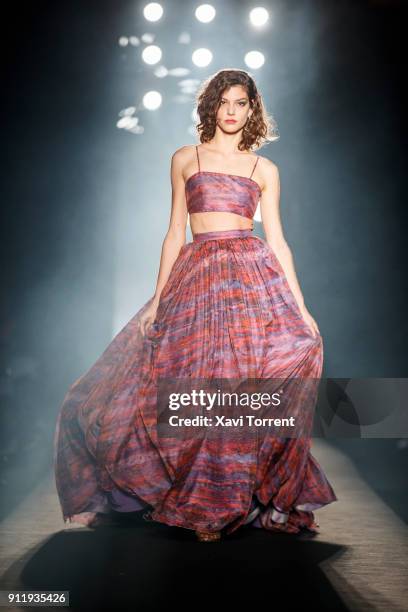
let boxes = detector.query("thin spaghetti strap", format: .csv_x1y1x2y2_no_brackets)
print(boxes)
249,156,259,179
195,145,201,172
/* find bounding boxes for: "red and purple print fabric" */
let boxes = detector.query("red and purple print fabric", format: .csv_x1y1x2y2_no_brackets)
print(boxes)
54,226,337,535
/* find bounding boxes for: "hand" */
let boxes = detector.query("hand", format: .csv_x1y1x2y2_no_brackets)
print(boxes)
299,305,321,338
138,299,159,337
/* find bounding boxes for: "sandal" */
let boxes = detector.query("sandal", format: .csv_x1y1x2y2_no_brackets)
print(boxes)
88,513,117,527
195,530,221,542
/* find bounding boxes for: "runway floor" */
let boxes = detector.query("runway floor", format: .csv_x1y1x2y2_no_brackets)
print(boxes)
0,440,407,611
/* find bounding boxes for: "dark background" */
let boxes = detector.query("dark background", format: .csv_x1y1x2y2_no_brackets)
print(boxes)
1,0,407,523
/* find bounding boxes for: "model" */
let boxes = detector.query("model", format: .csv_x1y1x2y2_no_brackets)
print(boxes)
53,69,337,543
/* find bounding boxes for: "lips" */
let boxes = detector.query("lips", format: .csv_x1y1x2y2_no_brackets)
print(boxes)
225,120,237,123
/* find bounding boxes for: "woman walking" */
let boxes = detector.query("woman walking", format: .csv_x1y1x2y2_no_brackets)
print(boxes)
54,69,337,542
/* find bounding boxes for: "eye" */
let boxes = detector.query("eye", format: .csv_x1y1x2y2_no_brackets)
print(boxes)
219,100,247,106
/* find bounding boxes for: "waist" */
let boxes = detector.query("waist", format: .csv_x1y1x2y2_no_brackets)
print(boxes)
192,228,254,243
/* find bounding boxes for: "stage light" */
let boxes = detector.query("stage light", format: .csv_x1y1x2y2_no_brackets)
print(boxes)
244,50,265,69
154,66,169,77
141,33,155,43
179,78,201,95
143,2,163,22
195,4,216,23
249,7,269,27
118,107,137,117
142,45,162,65
118,36,129,47
192,48,213,67
168,68,190,76
116,116,139,129
178,32,191,44
142,91,162,110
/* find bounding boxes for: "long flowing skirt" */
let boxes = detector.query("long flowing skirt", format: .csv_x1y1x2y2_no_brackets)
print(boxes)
53,228,337,535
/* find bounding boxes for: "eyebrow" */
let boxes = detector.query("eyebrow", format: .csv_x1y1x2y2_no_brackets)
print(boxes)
220,97,248,101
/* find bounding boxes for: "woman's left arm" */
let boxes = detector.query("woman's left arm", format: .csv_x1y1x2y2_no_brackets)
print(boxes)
259,158,320,337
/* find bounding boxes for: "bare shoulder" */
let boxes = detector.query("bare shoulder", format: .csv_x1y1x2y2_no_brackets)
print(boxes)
171,145,196,178
257,155,278,173
171,144,196,165
256,155,279,191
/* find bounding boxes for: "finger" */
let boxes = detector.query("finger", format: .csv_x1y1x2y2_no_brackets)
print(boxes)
143,319,153,335
309,322,317,337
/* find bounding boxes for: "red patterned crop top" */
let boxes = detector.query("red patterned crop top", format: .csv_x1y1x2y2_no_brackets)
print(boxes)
185,146,261,220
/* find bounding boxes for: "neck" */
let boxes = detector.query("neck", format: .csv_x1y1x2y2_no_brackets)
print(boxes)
206,127,250,155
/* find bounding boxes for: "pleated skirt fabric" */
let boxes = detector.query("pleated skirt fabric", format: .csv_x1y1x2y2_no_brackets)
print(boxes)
53,228,337,535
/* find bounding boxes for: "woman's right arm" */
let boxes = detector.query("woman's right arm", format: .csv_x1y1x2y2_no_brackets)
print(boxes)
151,146,189,305
139,147,189,336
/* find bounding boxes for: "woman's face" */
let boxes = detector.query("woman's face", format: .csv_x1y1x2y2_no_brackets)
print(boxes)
216,85,253,133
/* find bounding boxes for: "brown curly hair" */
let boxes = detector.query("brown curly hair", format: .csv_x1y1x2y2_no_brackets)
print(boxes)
195,68,279,152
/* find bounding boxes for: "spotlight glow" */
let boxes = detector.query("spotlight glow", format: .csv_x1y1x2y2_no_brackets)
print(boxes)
142,44,162,65
142,90,162,110
154,65,169,77
143,3,163,22
192,48,213,67
179,78,201,95
195,4,216,23
141,33,155,43
249,7,269,27
117,116,139,129
118,106,137,117
168,67,190,76
244,50,265,69
178,32,191,44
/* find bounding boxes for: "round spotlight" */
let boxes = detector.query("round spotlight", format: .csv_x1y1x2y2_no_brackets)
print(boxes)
192,48,213,67
142,44,162,65
249,7,269,27
143,3,163,22
244,50,265,69
118,36,129,47
141,33,155,43
195,4,216,23
142,91,162,110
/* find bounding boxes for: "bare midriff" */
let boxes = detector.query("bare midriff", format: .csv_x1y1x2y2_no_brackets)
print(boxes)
189,211,254,235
